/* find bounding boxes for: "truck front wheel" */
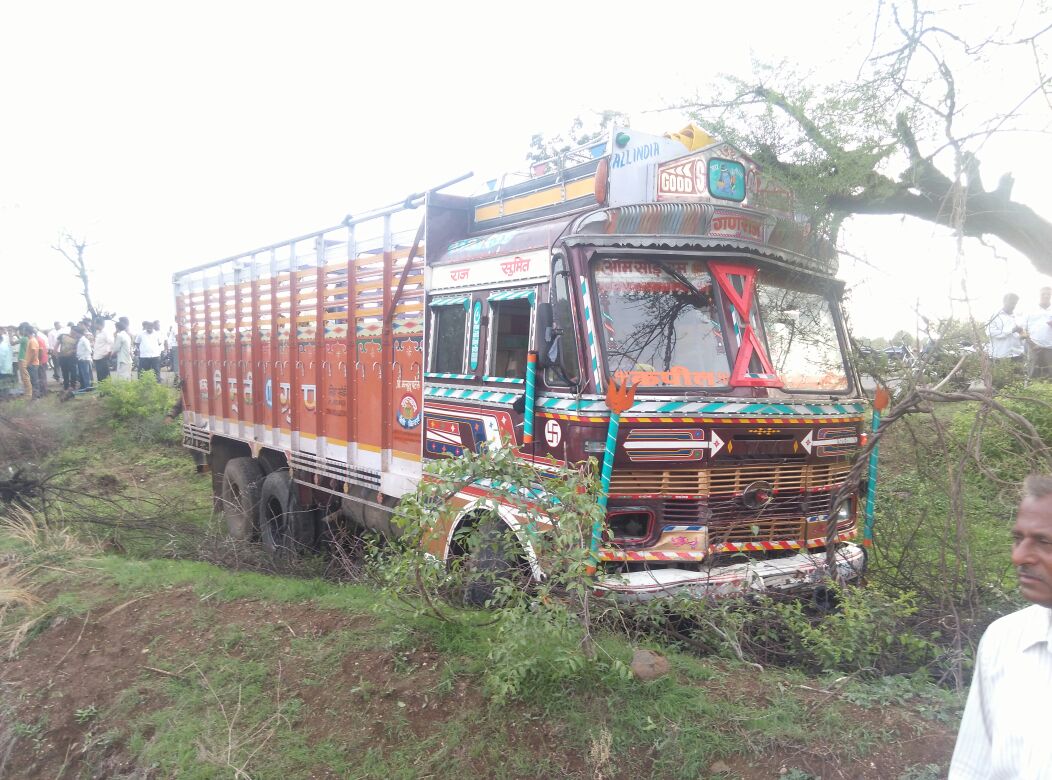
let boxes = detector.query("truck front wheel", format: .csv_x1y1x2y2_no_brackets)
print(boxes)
258,470,316,555
463,519,530,607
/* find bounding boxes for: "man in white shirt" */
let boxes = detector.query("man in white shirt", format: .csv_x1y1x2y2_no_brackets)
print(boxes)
113,321,133,381
1025,287,1052,379
74,326,94,390
48,321,61,380
949,474,1052,778
987,293,1025,360
92,319,114,382
137,320,164,382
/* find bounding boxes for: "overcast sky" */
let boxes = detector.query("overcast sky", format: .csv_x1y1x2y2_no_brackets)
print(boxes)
1,1,1048,339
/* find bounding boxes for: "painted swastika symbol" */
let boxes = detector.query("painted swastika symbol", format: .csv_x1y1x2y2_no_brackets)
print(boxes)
544,419,562,448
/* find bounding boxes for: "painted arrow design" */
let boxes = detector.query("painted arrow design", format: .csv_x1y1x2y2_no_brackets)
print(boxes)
621,430,724,456
799,430,859,454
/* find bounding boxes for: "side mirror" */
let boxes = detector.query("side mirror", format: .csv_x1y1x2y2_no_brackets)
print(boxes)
536,302,554,368
511,394,526,414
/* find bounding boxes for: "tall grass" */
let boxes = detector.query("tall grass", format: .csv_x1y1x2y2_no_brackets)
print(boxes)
0,503,89,554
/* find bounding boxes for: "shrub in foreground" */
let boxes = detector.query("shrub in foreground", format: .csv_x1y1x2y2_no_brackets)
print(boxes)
364,441,944,704
96,375,179,443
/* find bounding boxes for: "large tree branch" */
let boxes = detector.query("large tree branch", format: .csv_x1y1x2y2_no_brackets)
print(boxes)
828,188,1052,273
828,189,941,222
895,113,957,197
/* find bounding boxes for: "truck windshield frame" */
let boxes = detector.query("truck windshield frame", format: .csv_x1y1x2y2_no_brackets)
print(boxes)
591,256,732,391
752,271,853,394
590,255,853,395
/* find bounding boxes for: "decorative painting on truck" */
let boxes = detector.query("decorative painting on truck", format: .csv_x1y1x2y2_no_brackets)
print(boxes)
707,158,746,202
430,250,548,292
422,403,516,458
656,144,757,206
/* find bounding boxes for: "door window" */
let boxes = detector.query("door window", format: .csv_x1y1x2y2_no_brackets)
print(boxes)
486,295,532,382
545,257,582,386
428,297,469,376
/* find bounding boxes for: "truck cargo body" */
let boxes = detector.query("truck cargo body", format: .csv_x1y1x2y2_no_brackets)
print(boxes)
175,128,868,598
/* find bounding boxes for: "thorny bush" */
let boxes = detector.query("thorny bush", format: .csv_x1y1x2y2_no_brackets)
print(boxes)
366,441,633,703
865,380,1052,673
847,329,1052,687
355,439,946,703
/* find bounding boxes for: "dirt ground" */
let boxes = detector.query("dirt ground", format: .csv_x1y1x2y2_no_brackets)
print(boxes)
0,584,597,779
0,581,957,780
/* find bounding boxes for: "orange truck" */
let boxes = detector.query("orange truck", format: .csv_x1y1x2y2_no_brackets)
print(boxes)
174,125,868,599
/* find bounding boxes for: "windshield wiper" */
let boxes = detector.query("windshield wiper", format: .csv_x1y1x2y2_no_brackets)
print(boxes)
649,259,711,307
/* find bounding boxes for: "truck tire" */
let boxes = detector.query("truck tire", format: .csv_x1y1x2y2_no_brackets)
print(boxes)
259,469,316,555
463,519,528,607
211,466,225,514
220,457,263,541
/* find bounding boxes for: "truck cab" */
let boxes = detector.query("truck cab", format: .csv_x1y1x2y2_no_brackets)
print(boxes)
420,128,867,598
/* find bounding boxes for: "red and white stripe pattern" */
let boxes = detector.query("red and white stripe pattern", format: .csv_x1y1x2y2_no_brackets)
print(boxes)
598,549,709,562
715,529,856,553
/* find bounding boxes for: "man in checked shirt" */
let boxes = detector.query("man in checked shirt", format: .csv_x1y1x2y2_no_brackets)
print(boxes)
950,475,1052,778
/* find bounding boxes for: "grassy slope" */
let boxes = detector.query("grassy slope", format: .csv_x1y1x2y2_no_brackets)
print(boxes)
0,395,960,780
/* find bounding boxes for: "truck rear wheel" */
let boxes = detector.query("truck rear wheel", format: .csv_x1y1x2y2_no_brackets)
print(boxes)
220,457,263,541
259,469,316,555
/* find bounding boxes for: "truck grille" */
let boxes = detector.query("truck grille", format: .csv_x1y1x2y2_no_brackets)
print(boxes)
662,491,833,523
609,463,856,545
660,498,853,540
608,463,853,497
703,513,855,544
663,495,853,540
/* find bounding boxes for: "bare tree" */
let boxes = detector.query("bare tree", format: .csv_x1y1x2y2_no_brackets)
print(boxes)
681,1,1052,271
52,233,99,321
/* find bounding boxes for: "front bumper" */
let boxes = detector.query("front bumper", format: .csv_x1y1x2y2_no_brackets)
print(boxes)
594,543,866,601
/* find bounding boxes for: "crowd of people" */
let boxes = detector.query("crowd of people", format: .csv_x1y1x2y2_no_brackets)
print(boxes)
987,287,1052,377
0,316,174,399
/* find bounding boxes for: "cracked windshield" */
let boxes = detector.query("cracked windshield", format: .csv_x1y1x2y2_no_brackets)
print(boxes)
593,258,730,388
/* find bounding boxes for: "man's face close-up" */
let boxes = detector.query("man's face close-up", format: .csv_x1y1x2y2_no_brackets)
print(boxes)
1012,493,1052,608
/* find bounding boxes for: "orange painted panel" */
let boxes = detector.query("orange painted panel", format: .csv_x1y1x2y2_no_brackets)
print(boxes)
321,264,350,445
293,272,318,440
179,233,429,478
273,271,293,433
204,286,223,422
355,314,383,452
